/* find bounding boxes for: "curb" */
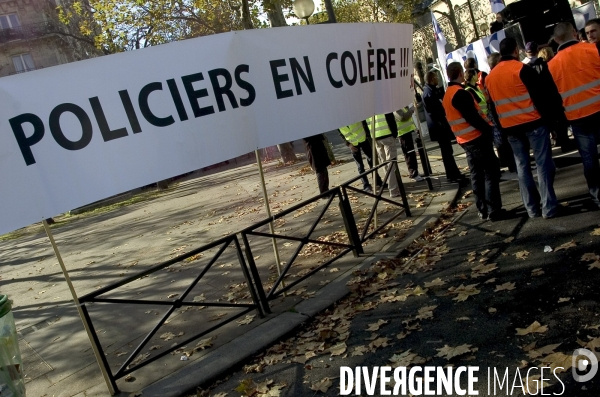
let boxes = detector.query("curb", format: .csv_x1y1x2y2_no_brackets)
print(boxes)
135,181,461,397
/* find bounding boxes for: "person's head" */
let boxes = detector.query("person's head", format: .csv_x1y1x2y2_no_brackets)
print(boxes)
425,70,439,86
446,62,464,83
538,47,555,62
499,37,519,58
496,13,503,23
464,57,478,71
525,41,538,57
488,53,501,70
464,67,478,85
585,18,600,44
578,28,588,42
553,21,577,45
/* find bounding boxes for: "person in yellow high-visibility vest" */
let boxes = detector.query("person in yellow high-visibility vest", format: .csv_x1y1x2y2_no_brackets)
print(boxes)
368,113,402,198
394,107,424,182
338,121,384,194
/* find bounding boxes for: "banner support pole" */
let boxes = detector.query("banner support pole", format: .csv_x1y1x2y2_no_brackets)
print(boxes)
371,116,378,228
254,150,285,291
42,220,117,395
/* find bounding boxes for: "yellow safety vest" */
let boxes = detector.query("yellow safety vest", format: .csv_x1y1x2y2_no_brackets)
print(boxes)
368,114,392,139
396,118,416,137
339,122,367,146
466,86,488,116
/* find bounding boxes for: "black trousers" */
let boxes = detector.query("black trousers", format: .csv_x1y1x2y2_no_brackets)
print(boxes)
399,132,419,178
462,135,502,216
437,137,462,180
351,140,383,188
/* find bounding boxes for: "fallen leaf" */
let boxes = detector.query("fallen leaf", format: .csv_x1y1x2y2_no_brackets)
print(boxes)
495,282,516,292
159,332,176,341
449,284,480,302
458,231,468,236
555,240,577,251
516,321,548,336
436,344,475,360
522,375,548,395
366,319,388,332
504,236,515,243
558,297,571,303
591,228,600,236
310,378,332,393
531,268,544,277
351,345,369,356
389,350,427,367
489,307,497,313
515,250,530,260
237,315,256,326
424,277,446,288
329,342,347,356
194,337,215,351
471,263,498,278
527,343,561,359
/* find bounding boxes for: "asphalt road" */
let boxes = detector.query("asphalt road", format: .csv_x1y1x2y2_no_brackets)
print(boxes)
197,162,600,397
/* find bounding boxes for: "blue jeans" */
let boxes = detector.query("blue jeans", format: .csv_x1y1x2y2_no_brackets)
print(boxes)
508,125,558,218
571,123,600,207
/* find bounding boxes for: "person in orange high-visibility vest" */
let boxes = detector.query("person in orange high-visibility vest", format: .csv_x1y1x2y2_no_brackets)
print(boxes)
549,22,600,209
442,62,503,221
486,37,566,219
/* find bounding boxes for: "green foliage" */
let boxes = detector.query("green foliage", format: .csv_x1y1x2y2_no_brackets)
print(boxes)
309,0,417,24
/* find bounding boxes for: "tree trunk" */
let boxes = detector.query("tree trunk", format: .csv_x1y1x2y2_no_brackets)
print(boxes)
241,0,253,29
263,0,299,164
277,143,297,163
438,0,465,49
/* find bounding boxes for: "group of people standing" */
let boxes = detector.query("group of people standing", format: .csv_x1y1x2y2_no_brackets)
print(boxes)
442,22,600,220
307,21,600,223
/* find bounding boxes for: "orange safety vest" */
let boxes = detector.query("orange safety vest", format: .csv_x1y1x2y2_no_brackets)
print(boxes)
486,60,542,128
442,85,484,144
548,42,600,121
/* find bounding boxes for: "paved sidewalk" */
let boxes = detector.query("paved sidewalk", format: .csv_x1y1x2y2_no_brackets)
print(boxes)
0,131,463,397
197,160,600,397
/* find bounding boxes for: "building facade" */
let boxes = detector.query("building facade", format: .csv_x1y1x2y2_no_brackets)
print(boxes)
0,0,98,77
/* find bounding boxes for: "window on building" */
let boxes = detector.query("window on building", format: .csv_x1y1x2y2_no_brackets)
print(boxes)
0,13,21,29
12,54,35,73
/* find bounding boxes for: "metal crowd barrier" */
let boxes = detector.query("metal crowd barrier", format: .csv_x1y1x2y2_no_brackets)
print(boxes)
79,160,411,394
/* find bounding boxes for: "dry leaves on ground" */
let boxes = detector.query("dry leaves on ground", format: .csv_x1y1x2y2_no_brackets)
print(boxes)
581,253,600,270
495,282,516,292
471,263,498,278
555,240,577,251
516,321,548,336
366,319,388,332
531,268,544,277
424,277,446,288
448,284,481,302
515,250,530,260
436,344,477,360
389,350,427,367
591,228,600,236
310,378,332,393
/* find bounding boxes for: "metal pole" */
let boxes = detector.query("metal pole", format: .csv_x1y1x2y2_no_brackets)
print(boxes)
254,150,284,288
42,220,117,395
370,116,378,228
323,0,337,23
466,0,480,40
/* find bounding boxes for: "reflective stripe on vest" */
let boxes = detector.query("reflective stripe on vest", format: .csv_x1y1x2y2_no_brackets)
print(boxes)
549,42,600,121
486,59,542,128
339,122,367,146
373,114,392,138
441,85,483,144
396,119,416,136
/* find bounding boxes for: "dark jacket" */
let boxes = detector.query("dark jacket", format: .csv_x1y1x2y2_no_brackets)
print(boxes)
422,83,454,142
448,82,493,136
490,21,504,34
303,134,331,171
488,56,567,135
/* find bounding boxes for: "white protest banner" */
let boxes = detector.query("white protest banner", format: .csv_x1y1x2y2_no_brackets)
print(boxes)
0,23,414,235
573,2,597,30
445,28,507,73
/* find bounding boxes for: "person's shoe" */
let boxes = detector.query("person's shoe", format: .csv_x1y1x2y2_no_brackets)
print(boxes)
411,175,425,182
488,209,507,222
364,186,373,194
478,211,488,220
390,192,402,198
